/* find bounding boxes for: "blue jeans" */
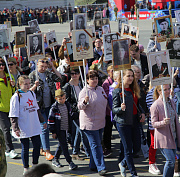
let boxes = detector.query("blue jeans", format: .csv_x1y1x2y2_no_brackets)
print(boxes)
73,119,90,156
54,130,72,164
160,148,176,177
40,107,50,150
20,135,41,168
83,128,106,172
116,118,141,176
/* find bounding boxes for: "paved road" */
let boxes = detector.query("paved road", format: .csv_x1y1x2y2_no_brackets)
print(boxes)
6,20,169,177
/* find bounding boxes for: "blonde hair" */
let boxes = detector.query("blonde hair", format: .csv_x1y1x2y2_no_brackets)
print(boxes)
107,65,113,72
115,69,140,98
113,71,120,81
153,85,161,100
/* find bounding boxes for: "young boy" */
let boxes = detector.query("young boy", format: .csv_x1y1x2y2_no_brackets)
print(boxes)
48,89,77,170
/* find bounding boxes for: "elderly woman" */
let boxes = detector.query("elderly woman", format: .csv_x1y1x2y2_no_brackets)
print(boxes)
78,70,107,176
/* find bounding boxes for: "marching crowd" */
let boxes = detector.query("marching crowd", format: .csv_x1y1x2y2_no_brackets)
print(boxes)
1,21,180,177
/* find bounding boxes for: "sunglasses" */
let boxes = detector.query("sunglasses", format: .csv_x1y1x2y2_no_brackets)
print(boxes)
8,63,14,66
0,63,5,66
70,72,79,75
40,60,49,64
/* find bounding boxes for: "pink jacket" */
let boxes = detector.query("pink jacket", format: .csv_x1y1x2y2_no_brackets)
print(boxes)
78,85,107,130
150,97,180,149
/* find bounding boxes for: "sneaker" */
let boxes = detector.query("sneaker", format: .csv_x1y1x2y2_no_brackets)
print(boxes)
98,169,107,176
174,172,180,176
149,163,161,175
23,168,29,175
5,150,18,159
118,162,126,177
69,162,78,170
103,149,112,158
72,154,84,161
52,159,64,168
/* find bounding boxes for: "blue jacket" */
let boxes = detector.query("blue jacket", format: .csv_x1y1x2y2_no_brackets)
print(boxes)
48,101,72,135
112,88,144,125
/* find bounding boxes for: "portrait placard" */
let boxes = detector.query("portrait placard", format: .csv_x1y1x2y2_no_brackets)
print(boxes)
73,13,87,30
121,23,130,38
103,33,120,61
118,18,128,33
4,21,11,31
154,15,174,42
0,29,12,57
129,25,139,41
70,20,73,32
28,19,40,33
94,19,102,32
102,18,110,26
46,30,58,48
27,33,45,61
175,10,180,22
175,26,180,38
25,27,36,44
72,29,93,60
102,24,111,34
147,50,172,86
166,38,180,67
87,25,95,36
94,11,103,20
15,31,25,48
112,38,131,71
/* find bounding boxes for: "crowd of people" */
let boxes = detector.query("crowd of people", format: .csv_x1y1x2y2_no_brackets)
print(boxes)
1,12,180,177
0,4,107,26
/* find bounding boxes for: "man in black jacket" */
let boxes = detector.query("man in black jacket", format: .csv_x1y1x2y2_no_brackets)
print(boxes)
130,44,149,78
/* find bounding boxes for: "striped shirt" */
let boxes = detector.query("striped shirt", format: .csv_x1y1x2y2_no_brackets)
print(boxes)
58,103,68,131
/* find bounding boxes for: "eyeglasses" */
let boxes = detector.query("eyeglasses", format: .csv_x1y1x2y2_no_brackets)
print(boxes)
70,72,79,75
8,63,14,66
0,63,5,66
40,60,49,64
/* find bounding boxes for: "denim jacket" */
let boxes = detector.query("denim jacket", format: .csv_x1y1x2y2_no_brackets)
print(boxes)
112,88,144,125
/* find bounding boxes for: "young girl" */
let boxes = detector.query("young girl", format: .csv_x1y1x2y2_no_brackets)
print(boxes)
9,75,47,174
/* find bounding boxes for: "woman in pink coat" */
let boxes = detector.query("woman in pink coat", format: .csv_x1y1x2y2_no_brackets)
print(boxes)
150,84,180,177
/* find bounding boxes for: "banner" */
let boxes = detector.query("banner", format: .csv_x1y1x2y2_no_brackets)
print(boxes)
75,0,96,6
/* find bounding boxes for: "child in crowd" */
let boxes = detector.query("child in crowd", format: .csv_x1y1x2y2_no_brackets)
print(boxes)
48,89,78,170
9,75,47,175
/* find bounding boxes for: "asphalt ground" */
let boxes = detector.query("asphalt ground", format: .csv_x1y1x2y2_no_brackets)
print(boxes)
5,19,170,177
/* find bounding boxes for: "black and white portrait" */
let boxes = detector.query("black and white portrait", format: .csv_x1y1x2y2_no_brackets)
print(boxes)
94,11,102,20
16,31,25,48
27,33,45,61
130,26,139,41
102,24,111,34
66,42,73,61
72,29,93,60
25,27,36,44
28,19,40,33
70,20,73,32
46,30,58,48
121,24,130,37
175,10,180,22
102,18,110,26
118,18,128,33
112,39,130,70
175,26,180,37
103,33,120,61
147,50,172,86
74,13,87,30
94,19,102,32
0,29,12,57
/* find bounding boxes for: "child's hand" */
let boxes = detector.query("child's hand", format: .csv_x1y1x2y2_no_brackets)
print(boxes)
52,133,57,139
43,123,47,129
15,130,20,137
10,80,15,87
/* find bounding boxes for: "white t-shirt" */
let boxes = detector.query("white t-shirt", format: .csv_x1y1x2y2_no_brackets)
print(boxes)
9,91,42,139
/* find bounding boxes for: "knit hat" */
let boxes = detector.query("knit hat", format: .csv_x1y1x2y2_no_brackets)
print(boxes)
8,57,17,64
55,89,65,97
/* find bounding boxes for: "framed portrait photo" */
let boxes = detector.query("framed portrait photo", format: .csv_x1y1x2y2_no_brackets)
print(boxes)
130,25,139,41
118,18,128,33
72,29,93,60
103,33,120,61
166,38,180,67
0,29,12,57
102,24,111,34
154,15,174,42
175,26,180,38
102,18,110,26
94,19,102,32
73,13,87,30
16,31,26,48
112,38,131,71
175,10,180,22
147,50,172,86
121,23,130,38
27,33,45,61
94,11,103,20
25,26,36,44
46,30,58,48
28,19,40,33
